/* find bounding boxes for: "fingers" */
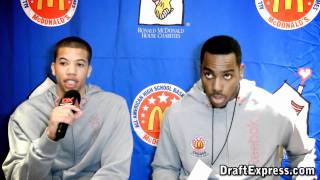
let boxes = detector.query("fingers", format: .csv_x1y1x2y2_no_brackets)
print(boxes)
155,9,160,19
158,8,172,20
155,0,173,20
161,8,169,19
50,105,82,127
74,110,82,119
63,104,81,113
155,8,169,20
59,109,75,125
55,104,81,124
47,104,82,140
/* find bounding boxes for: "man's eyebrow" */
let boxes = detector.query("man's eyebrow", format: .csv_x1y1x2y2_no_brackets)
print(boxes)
57,57,68,61
223,69,235,73
56,58,88,63
203,67,213,72
202,67,235,73
75,59,88,63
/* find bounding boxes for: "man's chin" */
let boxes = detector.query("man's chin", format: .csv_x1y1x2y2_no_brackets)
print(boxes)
211,102,227,109
63,87,80,93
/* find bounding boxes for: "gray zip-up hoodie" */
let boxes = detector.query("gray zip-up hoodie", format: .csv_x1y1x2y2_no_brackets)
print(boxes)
152,79,315,179
2,84,133,180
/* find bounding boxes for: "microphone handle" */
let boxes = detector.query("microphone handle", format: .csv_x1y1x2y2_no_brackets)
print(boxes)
55,123,69,141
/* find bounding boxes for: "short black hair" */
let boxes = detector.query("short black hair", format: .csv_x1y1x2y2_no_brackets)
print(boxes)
200,35,242,66
53,36,92,64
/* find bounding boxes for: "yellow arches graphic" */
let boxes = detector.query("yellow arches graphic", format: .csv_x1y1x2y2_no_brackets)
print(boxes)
37,0,65,10
148,106,167,131
273,0,304,12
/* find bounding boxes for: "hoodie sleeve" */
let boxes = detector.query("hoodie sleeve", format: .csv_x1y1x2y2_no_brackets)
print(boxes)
2,116,59,180
91,98,133,180
282,116,316,177
152,109,181,179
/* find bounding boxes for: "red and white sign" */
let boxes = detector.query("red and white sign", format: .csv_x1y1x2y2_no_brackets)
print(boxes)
256,0,320,30
131,83,185,146
20,0,78,27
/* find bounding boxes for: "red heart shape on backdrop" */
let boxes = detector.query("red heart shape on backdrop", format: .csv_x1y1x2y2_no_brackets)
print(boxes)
298,68,312,81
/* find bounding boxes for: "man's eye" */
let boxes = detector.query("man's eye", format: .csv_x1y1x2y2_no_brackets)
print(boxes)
204,72,213,79
77,63,85,67
224,74,232,80
59,62,67,66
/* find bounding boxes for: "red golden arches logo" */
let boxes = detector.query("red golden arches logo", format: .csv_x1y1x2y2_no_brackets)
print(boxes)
266,0,312,21
191,137,206,153
20,0,78,27
193,139,205,150
131,83,185,146
255,0,320,30
138,92,171,137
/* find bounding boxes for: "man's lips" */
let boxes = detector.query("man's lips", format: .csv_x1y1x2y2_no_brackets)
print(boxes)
209,94,226,104
63,79,78,89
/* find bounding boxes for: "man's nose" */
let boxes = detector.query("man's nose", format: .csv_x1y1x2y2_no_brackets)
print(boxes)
213,78,223,92
67,64,76,74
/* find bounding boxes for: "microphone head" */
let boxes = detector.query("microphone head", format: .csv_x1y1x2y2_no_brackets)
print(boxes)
60,90,81,106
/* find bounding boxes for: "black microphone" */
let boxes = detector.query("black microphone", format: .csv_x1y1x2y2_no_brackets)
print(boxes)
54,90,81,141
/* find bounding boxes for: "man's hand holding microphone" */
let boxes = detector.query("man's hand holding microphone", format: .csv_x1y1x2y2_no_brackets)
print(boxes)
47,90,82,141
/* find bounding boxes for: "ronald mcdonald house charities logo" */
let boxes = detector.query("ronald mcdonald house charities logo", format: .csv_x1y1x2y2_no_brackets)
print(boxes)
137,0,185,39
131,83,185,146
255,0,320,30
20,0,78,27
138,0,184,25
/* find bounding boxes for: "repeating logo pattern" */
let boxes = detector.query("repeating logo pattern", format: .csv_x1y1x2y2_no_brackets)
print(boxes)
131,83,185,146
20,0,78,27
255,0,320,30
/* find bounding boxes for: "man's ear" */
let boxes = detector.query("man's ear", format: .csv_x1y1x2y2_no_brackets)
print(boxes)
240,64,244,79
51,62,56,76
87,66,92,78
